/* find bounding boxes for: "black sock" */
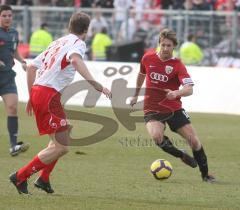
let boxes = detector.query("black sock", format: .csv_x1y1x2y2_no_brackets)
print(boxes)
7,116,18,148
157,135,183,158
193,146,208,178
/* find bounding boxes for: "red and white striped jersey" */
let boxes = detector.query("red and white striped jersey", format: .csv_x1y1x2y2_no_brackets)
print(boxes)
31,33,86,92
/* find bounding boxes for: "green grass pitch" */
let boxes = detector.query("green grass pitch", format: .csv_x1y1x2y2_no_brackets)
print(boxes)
0,102,240,210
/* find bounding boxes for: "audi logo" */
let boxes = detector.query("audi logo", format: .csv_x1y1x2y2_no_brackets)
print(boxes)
150,72,168,82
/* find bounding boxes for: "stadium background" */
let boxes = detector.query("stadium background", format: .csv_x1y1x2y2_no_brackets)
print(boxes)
11,2,240,67
0,2,240,210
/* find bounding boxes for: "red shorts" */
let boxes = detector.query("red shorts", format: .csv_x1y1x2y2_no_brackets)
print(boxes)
30,85,68,135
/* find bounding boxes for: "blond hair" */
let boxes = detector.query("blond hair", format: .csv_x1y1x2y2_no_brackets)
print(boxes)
159,28,178,46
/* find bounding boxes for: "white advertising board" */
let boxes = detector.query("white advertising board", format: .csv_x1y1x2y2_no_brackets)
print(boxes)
11,60,240,115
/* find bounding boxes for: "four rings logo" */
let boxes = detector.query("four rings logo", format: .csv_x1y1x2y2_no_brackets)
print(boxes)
150,72,168,82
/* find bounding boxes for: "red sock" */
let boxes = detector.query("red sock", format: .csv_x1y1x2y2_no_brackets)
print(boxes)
17,155,48,183
39,159,58,182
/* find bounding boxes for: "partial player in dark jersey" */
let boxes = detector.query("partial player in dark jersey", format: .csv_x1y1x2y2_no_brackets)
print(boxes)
0,5,29,156
130,28,216,183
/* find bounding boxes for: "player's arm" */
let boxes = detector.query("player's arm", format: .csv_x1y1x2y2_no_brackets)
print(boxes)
133,72,146,97
178,84,193,96
165,84,193,100
69,53,111,98
131,58,146,106
130,72,146,107
26,64,38,94
14,49,27,71
25,64,38,115
165,62,194,100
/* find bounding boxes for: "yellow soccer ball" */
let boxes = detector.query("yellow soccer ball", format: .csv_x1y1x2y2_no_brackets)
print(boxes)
150,159,173,180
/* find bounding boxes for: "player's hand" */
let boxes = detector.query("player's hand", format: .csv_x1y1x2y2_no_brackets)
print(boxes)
102,87,112,99
164,89,180,100
130,96,138,107
0,60,6,67
26,100,33,116
21,62,27,71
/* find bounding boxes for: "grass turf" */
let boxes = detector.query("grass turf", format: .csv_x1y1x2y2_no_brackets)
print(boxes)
0,102,240,210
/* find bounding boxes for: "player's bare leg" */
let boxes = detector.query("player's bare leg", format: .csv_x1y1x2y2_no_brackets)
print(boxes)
37,132,69,164
34,128,71,193
177,124,216,183
146,120,197,168
9,127,71,194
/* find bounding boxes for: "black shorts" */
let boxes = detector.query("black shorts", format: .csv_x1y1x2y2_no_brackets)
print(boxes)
144,109,191,132
0,77,17,96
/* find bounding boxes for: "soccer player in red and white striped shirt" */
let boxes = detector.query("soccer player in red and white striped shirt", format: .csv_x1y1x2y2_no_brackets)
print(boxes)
9,12,111,194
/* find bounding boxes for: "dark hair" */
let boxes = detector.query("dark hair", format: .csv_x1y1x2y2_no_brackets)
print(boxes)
68,12,90,35
40,23,48,29
187,34,195,41
0,5,12,14
159,28,178,46
101,27,107,34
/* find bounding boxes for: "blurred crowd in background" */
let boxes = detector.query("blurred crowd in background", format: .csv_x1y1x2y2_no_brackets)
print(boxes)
2,0,240,67
1,0,240,11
